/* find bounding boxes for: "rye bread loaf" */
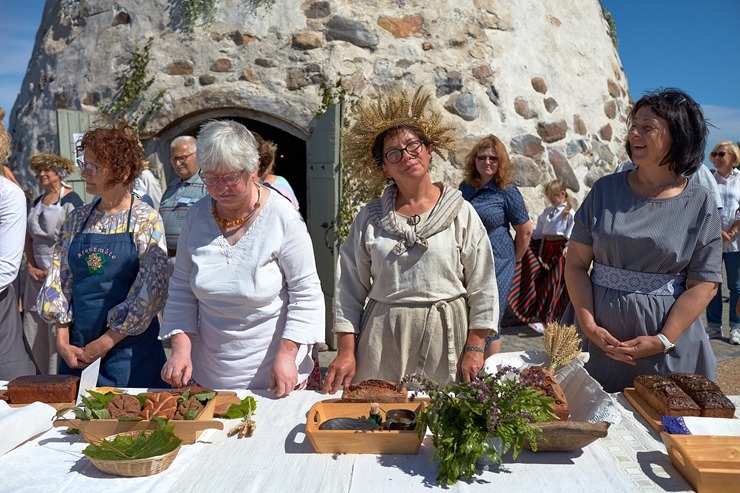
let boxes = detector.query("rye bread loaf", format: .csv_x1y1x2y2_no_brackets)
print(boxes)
669,373,735,418
341,379,408,403
520,366,569,421
633,375,700,417
6,375,80,404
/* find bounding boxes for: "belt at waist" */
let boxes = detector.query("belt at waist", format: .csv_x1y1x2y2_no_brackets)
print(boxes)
167,248,177,257
543,234,567,241
591,262,685,296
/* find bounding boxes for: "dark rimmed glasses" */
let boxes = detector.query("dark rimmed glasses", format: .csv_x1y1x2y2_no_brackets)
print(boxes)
199,169,245,187
711,151,726,158
383,140,424,164
76,158,98,176
171,151,195,163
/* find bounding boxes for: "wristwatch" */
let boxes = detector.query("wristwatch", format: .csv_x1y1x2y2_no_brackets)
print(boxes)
656,333,676,354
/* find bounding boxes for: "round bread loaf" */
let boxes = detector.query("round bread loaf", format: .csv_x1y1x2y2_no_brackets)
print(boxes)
139,392,178,420
107,393,141,419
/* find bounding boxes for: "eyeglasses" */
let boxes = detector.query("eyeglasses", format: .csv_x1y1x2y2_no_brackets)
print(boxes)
76,158,98,176
383,140,424,164
199,169,245,187
171,151,195,163
711,152,726,158
476,156,499,163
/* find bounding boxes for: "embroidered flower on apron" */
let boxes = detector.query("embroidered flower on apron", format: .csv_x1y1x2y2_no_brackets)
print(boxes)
85,251,106,274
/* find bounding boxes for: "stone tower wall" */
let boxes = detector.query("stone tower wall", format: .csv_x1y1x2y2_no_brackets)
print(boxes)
8,0,631,214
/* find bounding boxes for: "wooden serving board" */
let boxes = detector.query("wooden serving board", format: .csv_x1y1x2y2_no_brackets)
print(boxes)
661,432,740,493
623,388,663,432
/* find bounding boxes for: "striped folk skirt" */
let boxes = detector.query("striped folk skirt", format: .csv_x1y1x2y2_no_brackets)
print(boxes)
507,238,570,326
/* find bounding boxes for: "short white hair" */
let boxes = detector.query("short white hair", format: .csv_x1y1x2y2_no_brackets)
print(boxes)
170,135,196,150
196,120,259,174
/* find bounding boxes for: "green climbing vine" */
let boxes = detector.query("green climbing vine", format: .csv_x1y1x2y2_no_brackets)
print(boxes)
316,78,367,244
98,38,165,135
182,0,218,33
602,7,619,49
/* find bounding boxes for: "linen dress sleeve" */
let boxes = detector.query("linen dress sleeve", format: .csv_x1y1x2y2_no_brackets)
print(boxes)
459,205,499,332
564,210,575,239
504,185,530,226
159,204,199,338
37,207,84,323
570,186,595,247
685,194,723,283
276,211,325,344
106,207,168,335
334,208,373,334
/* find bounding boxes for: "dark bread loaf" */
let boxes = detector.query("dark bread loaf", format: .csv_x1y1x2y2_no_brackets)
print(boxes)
341,379,408,403
7,375,80,404
633,375,700,417
669,373,735,418
520,366,569,421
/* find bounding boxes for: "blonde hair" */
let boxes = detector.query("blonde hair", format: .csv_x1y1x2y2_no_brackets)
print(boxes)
712,141,740,166
544,179,573,219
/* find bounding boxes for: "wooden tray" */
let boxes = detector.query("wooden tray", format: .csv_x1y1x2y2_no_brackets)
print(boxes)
305,400,427,454
661,432,740,493
52,391,235,444
624,388,663,432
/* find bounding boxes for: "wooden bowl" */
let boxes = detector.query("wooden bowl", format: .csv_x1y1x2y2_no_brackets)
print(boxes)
525,421,610,451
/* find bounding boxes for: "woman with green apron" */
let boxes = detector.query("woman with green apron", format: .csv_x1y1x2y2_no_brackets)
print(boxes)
38,121,169,388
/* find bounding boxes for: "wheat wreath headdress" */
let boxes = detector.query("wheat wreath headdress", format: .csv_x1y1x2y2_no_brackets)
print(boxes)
342,87,457,197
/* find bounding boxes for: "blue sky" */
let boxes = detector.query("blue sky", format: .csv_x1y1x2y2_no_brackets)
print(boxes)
1,1,738,161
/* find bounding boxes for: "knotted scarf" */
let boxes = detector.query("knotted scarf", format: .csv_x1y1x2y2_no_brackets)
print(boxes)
367,183,465,255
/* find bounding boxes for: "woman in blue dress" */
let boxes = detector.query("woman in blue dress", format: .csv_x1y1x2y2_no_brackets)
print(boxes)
460,135,532,356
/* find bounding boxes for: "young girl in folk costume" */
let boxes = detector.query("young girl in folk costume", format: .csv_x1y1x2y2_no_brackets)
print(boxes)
508,179,575,333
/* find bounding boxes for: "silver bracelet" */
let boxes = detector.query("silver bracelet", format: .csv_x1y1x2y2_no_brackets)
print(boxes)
464,345,485,353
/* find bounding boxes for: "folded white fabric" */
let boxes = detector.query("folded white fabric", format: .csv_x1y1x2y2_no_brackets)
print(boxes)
682,416,740,436
0,400,57,456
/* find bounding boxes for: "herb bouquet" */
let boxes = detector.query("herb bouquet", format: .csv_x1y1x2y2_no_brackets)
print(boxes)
403,367,557,486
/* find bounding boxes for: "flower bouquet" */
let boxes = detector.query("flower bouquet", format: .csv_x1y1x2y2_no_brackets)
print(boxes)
402,367,557,486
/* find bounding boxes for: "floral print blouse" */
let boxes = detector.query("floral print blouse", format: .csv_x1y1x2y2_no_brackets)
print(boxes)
38,200,168,336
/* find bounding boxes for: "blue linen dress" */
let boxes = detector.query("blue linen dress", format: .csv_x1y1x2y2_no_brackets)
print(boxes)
563,171,721,392
460,181,530,323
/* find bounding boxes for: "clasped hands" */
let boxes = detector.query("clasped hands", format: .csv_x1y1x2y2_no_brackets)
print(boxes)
57,338,111,369
583,324,664,365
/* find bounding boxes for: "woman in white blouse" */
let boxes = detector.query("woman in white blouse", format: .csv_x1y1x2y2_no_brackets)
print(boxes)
160,120,324,396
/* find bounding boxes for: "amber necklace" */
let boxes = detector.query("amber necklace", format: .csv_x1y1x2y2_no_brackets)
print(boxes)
211,183,262,229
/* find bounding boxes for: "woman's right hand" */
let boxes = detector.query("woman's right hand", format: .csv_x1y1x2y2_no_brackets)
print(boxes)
57,341,88,369
322,353,356,395
581,323,622,354
161,333,194,388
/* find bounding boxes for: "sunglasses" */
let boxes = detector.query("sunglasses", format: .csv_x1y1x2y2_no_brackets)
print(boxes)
710,152,726,158
476,156,499,163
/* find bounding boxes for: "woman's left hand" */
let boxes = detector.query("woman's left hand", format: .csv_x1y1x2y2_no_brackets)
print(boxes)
80,338,113,365
605,335,663,365
269,340,300,397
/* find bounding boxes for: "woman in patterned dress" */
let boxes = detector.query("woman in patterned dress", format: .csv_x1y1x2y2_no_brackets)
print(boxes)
564,89,721,392
38,121,168,387
459,135,533,357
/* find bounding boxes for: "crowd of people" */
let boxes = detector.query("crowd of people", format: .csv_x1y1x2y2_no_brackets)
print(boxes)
0,84,735,395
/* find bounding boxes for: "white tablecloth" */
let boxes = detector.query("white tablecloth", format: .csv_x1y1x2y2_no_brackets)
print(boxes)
1,390,737,493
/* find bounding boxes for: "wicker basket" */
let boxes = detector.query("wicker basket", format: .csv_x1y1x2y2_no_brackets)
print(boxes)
86,432,181,477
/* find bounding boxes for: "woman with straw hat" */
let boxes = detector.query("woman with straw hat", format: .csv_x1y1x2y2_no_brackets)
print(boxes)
23,153,83,374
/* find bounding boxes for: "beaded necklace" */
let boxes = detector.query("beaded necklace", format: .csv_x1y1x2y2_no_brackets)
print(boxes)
211,183,262,229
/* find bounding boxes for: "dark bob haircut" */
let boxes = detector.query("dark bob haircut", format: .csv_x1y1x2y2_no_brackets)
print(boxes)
625,88,707,176
76,120,144,190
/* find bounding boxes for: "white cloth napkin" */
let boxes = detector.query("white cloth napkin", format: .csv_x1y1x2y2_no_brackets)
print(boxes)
682,416,740,436
0,400,57,456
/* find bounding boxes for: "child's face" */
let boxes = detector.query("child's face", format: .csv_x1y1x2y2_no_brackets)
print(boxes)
548,191,566,206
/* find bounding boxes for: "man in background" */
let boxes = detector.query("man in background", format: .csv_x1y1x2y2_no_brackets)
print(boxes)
159,136,206,272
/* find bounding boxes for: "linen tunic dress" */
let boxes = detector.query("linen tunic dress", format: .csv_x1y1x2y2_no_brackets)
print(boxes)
335,185,498,387
565,171,721,392
459,181,530,324
160,192,325,390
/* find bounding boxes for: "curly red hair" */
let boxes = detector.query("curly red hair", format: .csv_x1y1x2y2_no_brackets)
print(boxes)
462,134,513,189
76,120,143,190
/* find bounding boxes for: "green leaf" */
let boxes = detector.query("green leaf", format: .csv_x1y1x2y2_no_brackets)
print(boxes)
194,391,216,402
91,408,111,420
82,426,181,461
65,427,80,435
220,396,257,419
